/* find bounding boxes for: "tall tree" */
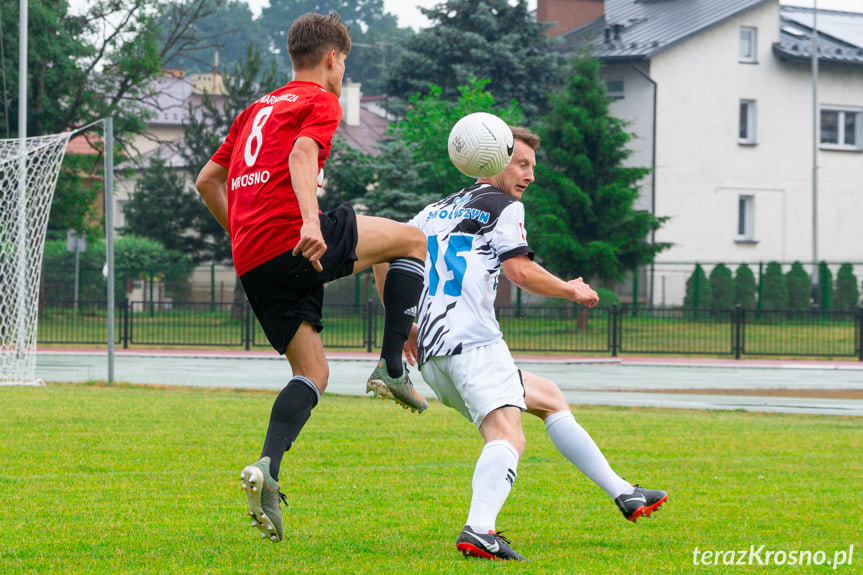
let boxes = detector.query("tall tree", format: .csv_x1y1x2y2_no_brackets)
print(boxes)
2,0,222,142
383,0,561,119
522,56,668,284
258,0,410,94
122,155,202,260
359,79,522,222
159,0,273,74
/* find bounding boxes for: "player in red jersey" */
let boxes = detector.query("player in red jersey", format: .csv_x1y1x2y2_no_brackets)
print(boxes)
195,12,427,543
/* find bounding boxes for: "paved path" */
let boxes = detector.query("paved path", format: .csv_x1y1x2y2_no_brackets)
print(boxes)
34,350,863,417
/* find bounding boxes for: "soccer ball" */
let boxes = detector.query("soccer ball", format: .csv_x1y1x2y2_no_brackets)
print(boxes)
447,112,514,178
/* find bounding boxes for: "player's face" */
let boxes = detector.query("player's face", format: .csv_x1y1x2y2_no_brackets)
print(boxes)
325,50,347,97
487,140,536,201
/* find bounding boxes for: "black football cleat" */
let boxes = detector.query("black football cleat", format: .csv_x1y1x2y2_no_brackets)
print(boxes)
615,485,668,522
456,525,528,561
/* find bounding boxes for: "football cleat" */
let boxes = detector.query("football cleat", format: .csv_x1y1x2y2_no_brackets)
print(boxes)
456,525,528,561
241,457,287,542
365,359,428,413
615,485,668,522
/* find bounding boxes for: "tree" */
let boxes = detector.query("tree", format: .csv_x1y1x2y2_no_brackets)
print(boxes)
835,263,859,311
786,261,811,310
521,56,669,284
709,264,734,310
123,155,202,260
320,136,376,212
684,264,712,310
761,261,787,310
46,155,103,242
734,264,757,309
818,261,833,310
360,79,522,222
383,0,560,119
2,0,223,142
159,0,273,73
258,0,411,94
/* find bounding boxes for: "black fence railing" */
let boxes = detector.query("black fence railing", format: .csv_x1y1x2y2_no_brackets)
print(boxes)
36,300,863,360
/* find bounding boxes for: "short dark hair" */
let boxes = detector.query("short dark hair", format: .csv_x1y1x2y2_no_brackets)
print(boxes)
287,12,351,70
510,126,540,150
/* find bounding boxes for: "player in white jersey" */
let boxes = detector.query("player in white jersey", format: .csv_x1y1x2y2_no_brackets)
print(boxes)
393,127,667,561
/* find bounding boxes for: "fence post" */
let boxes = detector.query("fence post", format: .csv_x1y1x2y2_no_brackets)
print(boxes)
122,297,129,349
244,300,251,351
610,303,619,357
733,304,743,359
366,299,375,353
858,307,863,362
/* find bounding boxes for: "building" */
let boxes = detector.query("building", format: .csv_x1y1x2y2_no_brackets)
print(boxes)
560,0,863,305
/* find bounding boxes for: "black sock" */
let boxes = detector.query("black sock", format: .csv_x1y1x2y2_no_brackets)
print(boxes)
381,257,425,378
260,376,320,482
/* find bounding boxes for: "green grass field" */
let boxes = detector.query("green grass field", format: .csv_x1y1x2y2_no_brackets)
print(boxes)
1,382,861,574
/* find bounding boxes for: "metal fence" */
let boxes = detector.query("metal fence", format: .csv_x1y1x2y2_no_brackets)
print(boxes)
37,300,863,360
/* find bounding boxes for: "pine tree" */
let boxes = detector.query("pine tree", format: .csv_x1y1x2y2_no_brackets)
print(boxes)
523,56,669,283
786,261,811,310
734,264,757,309
709,264,734,310
835,264,860,311
761,261,788,310
383,0,560,119
817,261,833,310
684,264,712,310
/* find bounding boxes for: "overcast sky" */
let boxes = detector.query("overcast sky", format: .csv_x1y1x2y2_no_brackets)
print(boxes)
237,0,863,30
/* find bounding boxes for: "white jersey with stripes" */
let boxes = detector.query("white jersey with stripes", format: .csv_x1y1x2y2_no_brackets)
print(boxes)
408,183,533,365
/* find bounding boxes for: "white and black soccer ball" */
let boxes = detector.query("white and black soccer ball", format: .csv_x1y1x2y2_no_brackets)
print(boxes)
447,112,514,178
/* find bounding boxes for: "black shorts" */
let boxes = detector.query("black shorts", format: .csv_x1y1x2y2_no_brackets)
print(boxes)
240,203,359,354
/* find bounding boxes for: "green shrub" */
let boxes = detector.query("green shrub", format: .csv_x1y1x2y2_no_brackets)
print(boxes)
817,261,833,310
734,264,757,309
786,261,811,310
595,287,621,309
761,261,787,310
709,264,734,310
835,264,860,311
684,264,712,309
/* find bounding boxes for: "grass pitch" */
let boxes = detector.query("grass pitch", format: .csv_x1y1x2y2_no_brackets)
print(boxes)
1,382,860,574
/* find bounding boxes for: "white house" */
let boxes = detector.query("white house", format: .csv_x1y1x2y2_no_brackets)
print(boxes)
562,0,863,305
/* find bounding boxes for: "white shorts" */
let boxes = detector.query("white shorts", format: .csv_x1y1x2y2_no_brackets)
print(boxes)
419,340,526,427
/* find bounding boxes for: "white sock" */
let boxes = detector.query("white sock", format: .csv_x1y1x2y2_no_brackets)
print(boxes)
465,439,519,534
544,410,633,499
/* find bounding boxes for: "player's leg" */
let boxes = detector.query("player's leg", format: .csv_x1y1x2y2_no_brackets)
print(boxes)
522,370,667,521
353,215,428,411
241,322,328,542
456,406,527,561
444,343,528,561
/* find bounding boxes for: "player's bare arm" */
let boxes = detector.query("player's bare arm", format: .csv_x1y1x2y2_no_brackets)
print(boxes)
502,254,599,307
195,161,230,232
290,135,326,271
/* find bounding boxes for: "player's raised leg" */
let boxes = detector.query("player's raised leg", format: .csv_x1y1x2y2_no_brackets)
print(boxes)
354,215,428,412
242,322,328,542
522,370,667,521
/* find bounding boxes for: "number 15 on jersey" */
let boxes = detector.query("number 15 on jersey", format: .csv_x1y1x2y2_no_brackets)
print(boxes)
428,234,473,297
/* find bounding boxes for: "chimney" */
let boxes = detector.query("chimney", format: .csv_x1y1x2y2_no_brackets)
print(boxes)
339,82,361,127
537,0,605,37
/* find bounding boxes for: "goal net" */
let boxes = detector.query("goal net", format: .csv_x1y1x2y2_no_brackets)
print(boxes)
0,133,71,385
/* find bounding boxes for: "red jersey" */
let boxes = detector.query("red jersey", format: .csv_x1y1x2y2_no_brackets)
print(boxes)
211,81,341,276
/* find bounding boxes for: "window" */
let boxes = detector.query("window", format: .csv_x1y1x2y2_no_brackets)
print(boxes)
740,27,757,63
739,100,757,145
605,78,624,99
737,195,755,241
820,108,862,150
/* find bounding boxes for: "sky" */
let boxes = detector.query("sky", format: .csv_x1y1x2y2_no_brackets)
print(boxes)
235,0,863,29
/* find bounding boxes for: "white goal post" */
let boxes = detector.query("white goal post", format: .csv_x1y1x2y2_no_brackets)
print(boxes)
0,133,72,385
